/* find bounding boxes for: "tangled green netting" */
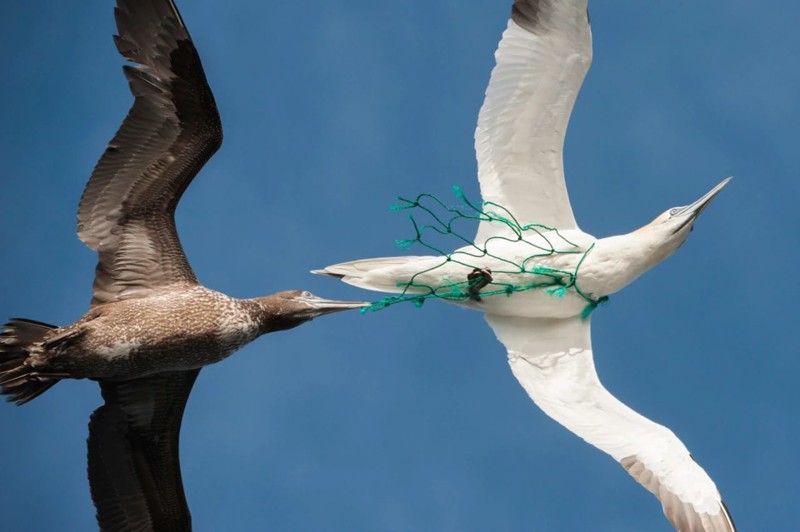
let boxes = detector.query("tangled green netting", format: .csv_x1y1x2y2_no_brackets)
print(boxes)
364,186,608,319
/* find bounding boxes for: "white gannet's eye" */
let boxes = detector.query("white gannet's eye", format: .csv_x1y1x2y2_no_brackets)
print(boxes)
301,291,313,298
668,207,682,216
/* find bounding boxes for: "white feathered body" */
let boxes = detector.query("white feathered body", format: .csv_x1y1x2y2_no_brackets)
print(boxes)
323,228,672,319
316,0,736,528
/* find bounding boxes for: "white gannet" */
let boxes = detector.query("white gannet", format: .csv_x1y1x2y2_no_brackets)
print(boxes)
0,0,365,529
314,1,735,530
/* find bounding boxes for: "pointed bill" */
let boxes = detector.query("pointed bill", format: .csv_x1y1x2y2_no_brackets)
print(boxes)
679,177,732,217
297,295,369,317
671,177,732,232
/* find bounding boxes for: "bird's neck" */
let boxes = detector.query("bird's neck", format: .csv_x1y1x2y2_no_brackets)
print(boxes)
586,230,679,296
250,296,307,334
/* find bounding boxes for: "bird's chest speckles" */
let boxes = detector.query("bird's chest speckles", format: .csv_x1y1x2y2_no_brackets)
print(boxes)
63,287,263,378
95,339,144,360
213,297,261,351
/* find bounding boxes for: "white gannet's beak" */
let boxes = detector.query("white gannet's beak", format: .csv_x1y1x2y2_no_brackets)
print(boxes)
671,176,732,233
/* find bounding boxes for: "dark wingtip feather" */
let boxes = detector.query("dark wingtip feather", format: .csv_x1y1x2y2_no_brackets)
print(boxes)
720,499,737,531
511,0,546,33
511,0,590,34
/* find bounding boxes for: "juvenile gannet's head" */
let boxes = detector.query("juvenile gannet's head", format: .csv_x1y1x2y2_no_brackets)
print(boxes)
258,291,367,332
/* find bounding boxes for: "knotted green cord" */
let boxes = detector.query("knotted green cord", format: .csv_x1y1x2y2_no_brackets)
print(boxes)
365,186,608,318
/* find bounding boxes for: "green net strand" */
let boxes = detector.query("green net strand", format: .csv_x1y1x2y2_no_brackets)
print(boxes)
365,186,608,318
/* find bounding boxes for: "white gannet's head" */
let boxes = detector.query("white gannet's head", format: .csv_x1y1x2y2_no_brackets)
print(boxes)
635,177,731,256
596,177,733,295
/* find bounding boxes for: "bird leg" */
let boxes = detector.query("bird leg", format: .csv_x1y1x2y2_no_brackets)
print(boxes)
467,268,493,301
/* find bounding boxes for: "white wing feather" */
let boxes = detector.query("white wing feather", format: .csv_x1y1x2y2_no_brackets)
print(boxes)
485,314,735,531
475,0,591,243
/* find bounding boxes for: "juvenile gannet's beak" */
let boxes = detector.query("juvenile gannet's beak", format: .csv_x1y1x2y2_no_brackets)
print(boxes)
297,294,369,317
671,177,732,233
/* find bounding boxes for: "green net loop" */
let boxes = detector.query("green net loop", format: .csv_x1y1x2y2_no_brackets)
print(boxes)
365,186,608,318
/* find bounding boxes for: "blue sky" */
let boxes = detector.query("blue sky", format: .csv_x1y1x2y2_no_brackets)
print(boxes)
1,1,797,530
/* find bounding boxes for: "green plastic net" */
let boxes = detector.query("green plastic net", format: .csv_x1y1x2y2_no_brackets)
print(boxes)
365,186,608,319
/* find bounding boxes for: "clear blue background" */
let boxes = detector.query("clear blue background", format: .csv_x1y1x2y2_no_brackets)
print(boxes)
1,1,797,530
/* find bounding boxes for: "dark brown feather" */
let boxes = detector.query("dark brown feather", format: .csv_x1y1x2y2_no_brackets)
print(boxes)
511,0,547,32
78,0,223,307
88,369,199,532
0,319,60,405
511,0,590,34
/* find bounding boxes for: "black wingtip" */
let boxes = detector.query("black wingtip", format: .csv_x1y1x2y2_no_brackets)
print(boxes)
511,1,590,33
511,0,545,33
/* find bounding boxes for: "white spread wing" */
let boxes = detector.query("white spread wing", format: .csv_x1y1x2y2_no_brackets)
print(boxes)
485,314,735,531
475,0,591,243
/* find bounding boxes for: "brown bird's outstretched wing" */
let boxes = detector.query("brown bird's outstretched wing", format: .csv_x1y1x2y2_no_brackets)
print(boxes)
88,370,200,532
78,0,222,306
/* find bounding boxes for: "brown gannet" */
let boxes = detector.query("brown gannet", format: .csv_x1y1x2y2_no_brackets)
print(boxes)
314,1,735,530
0,0,364,530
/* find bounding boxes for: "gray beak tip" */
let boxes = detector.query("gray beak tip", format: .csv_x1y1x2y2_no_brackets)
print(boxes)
692,176,733,211
669,177,731,234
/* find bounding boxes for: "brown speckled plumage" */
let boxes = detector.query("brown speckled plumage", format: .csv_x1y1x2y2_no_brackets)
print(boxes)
0,1,363,530
22,287,315,381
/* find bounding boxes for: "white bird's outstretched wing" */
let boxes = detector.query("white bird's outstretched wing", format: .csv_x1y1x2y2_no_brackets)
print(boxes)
485,315,735,531
475,0,591,243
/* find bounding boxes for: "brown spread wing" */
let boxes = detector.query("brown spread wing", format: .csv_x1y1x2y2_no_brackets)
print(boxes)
87,370,200,532
78,0,222,306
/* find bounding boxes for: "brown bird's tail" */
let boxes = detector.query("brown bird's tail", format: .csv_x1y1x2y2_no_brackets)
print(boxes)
0,319,60,405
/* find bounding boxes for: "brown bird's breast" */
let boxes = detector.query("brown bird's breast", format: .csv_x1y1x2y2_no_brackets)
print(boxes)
36,286,263,380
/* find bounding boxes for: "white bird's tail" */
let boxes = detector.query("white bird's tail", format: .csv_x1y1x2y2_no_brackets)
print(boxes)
312,256,433,294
